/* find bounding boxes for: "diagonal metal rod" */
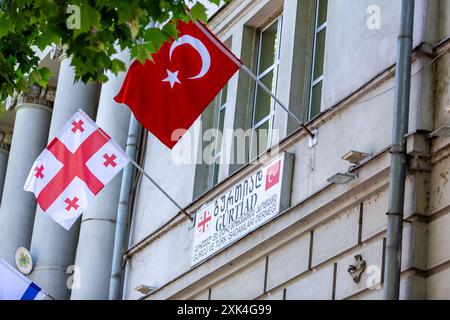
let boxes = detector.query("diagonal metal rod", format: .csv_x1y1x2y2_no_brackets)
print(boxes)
45,292,56,300
191,19,315,139
93,114,192,221
240,64,314,138
130,159,193,221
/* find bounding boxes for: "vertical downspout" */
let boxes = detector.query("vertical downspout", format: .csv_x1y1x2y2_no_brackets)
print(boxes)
384,0,415,300
109,115,141,300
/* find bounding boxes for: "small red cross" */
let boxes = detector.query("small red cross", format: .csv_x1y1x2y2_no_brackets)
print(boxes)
71,120,85,133
34,165,44,179
103,153,117,168
198,211,211,233
65,197,79,211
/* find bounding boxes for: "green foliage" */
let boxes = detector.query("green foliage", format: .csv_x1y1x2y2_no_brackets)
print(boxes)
190,3,208,23
0,0,228,107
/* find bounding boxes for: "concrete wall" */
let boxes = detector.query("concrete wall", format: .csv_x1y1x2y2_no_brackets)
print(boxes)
426,29,450,300
323,0,429,109
128,127,198,246
121,0,450,300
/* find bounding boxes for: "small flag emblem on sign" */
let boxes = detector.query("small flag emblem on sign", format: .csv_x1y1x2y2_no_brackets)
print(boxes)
197,210,212,234
265,160,281,191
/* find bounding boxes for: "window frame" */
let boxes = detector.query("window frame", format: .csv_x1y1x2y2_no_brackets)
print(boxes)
208,86,228,188
308,0,328,121
249,15,283,160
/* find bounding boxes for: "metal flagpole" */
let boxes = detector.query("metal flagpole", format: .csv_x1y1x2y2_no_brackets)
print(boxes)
93,116,193,221
44,292,56,300
191,19,315,139
118,16,318,223
129,159,193,221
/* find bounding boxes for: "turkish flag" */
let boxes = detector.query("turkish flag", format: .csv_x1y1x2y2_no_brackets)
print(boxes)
114,20,241,149
24,111,130,230
265,160,281,191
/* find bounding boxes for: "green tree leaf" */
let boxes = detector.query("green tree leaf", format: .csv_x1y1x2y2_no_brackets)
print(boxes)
29,67,52,87
0,16,14,38
162,21,178,39
77,0,101,34
35,29,60,51
39,67,52,84
143,28,169,50
111,58,126,75
0,0,220,100
190,3,208,23
133,44,153,64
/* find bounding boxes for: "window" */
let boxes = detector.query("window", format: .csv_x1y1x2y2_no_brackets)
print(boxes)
308,0,328,120
249,16,283,160
208,83,227,188
192,37,232,194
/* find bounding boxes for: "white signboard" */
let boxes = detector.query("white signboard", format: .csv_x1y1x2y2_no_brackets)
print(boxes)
191,152,294,266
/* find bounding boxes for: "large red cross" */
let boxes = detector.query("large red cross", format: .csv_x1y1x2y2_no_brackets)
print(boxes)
65,197,79,211
103,153,117,168
37,130,108,211
71,120,85,133
198,211,211,233
34,165,45,179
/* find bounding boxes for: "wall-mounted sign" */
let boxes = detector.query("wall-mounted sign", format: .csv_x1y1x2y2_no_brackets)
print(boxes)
191,152,294,266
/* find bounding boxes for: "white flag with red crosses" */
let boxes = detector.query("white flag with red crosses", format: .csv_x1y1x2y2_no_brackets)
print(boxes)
24,110,130,230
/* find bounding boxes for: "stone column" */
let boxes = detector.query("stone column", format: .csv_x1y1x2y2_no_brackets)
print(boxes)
0,132,11,201
71,50,131,300
30,55,101,300
0,150,8,200
0,87,53,266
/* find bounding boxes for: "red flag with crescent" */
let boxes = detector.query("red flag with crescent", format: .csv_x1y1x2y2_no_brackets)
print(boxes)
114,20,241,149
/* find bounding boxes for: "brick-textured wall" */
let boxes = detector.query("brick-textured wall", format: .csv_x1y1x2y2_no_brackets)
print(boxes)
189,187,392,300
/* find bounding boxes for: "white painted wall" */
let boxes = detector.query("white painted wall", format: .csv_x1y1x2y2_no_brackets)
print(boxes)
122,0,450,300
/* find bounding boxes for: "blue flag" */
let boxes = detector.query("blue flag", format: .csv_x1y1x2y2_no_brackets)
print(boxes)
0,259,46,300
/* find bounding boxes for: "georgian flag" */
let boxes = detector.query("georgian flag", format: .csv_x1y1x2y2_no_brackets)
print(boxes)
0,259,46,300
24,110,130,230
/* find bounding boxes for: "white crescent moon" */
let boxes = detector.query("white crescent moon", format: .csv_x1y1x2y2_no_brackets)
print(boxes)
169,35,211,80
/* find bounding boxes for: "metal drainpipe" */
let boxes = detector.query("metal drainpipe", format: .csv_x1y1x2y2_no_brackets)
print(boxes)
384,0,415,300
109,115,142,300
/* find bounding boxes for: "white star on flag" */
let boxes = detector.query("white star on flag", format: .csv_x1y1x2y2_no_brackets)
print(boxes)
162,69,181,88
24,110,130,230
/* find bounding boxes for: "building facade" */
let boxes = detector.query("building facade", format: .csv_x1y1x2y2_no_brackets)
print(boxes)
0,0,450,300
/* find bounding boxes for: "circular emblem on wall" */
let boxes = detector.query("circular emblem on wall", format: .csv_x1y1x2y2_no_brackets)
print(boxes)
15,247,33,275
